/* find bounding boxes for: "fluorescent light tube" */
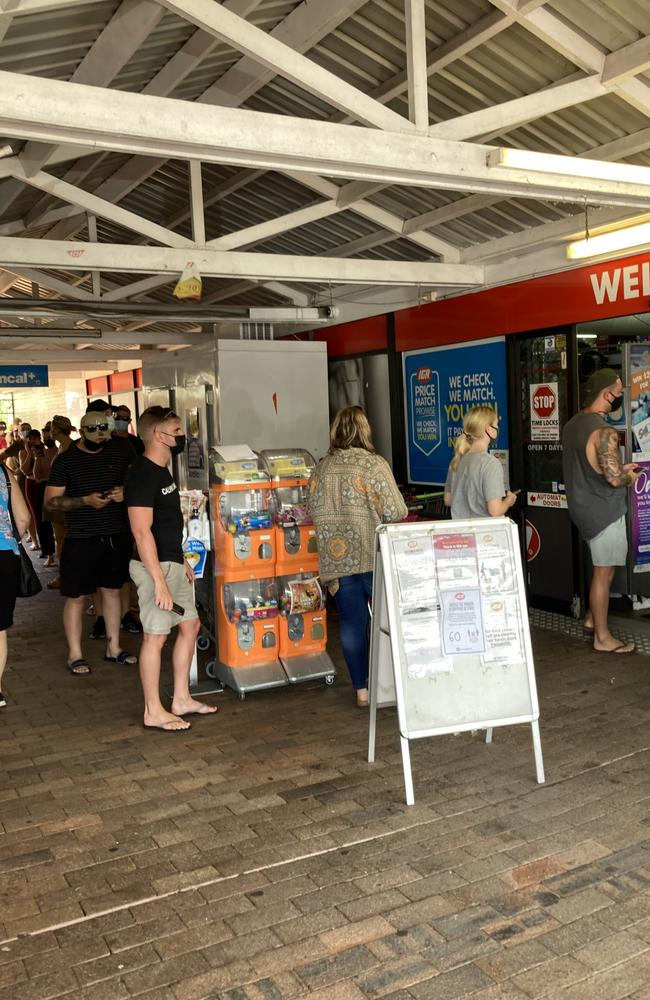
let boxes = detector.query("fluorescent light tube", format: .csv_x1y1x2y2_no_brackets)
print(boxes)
566,222,650,260
488,148,650,187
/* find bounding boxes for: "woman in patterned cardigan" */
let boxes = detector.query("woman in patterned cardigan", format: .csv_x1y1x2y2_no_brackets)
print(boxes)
308,407,407,706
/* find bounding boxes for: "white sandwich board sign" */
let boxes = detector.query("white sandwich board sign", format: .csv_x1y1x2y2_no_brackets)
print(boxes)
368,517,544,805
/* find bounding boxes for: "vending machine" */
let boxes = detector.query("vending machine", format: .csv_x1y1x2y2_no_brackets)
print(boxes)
260,449,335,685
211,446,286,697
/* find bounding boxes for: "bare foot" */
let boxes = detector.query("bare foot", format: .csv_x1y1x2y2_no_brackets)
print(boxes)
171,696,218,718
143,710,191,731
593,636,635,654
356,688,369,707
583,615,594,630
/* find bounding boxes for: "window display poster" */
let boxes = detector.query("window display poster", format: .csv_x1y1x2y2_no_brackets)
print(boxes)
631,344,650,453
403,338,509,485
631,461,650,572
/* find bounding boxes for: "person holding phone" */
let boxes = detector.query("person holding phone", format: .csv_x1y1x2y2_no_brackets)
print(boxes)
125,406,217,732
45,412,137,674
445,405,518,519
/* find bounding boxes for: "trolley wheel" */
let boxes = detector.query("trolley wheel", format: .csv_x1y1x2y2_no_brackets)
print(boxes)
324,674,335,686
196,633,211,652
205,659,216,679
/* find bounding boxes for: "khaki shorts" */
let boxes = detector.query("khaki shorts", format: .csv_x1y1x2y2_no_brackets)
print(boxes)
130,559,199,635
588,514,628,567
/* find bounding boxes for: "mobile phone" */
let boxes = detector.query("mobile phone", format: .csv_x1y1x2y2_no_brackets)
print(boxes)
99,490,111,499
171,602,185,616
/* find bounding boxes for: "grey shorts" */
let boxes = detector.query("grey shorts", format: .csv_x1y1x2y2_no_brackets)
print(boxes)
129,559,199,635
588,514,628,567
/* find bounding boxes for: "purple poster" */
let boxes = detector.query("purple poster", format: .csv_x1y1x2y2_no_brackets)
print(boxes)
631,461,650,572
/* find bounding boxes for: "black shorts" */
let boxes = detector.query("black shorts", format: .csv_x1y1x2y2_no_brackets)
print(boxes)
0,550,19,630
60,533,133,598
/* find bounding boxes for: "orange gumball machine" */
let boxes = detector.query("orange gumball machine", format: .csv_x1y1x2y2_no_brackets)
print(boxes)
211,447,287,698
260,449,335,686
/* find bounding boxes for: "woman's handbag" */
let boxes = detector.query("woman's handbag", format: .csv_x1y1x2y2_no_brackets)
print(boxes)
1,465,42,598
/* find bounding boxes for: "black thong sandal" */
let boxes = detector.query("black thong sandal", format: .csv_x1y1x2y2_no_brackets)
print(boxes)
67,658,91,675
104,651,138,665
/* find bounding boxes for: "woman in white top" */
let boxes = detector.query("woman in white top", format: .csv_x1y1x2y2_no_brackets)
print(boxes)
444,405,518,519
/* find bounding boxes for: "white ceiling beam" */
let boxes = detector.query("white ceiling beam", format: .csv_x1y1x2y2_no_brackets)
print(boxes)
602,35,650,86
188,160,205,246
27,0,361,240
429,74,605,140
405,0,429,130
159,0,413,132
0,329,206,345
0,238,484,286
0,0,105,13
197,0,368,108
1,267,93,301
0,350,147,362
9,74,650,208
402,194,501,236
10,164,194,249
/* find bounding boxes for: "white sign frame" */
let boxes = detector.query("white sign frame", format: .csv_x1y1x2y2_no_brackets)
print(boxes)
368,518,544,806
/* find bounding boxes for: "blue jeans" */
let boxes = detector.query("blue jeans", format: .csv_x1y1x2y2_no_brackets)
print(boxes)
334,571,373,690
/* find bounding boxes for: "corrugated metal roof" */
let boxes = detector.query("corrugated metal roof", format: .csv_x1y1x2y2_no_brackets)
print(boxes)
1,0,650,364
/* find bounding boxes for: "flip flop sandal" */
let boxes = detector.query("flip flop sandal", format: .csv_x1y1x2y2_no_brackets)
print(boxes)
595,641,635,655
143,722,191,732
67,659,91,675
104,651,138,665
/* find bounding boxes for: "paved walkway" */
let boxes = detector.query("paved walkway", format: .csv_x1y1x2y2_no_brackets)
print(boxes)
1,564,650,1000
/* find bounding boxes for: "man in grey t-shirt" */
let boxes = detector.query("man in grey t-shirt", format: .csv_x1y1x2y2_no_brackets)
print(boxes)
562,369,640,655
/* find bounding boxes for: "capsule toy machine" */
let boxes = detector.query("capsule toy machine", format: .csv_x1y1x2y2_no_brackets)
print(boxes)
260,449,335,686
211,446,287,698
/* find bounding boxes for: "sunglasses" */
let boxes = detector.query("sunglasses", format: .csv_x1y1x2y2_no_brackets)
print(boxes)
84,423,111,432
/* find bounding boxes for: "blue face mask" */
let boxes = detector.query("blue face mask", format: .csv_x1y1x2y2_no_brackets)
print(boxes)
113,419,129,432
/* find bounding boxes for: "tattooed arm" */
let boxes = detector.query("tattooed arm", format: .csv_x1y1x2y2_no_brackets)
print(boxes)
596,427,639,487
44,485,110,511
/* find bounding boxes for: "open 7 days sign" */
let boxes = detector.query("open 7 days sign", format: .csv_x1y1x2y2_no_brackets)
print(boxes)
0,365,49,388
530,382,559,442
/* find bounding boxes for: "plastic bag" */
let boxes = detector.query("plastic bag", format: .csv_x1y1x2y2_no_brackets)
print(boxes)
173,261,202,301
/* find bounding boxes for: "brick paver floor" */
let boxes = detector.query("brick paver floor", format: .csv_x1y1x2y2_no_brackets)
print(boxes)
1,567,649,999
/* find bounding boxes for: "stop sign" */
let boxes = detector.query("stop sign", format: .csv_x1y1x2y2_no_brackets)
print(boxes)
532,384,556,418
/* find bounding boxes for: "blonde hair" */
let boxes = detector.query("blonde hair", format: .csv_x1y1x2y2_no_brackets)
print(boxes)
329,406,375,454
52,415,72,436
450,405,498,472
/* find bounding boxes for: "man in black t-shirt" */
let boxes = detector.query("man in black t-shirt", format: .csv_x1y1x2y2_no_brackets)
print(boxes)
46,413,138,676
125,407,217,732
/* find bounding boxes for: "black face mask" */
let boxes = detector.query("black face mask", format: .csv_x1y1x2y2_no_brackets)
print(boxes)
169,434,186,457
82,437,105,452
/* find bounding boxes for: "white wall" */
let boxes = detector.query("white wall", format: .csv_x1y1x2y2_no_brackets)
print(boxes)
11,375,87,432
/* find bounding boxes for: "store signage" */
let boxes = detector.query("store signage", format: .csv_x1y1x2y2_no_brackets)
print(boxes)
631,461,650,573
527,492,567,509
525,521,541,562
530,381,559,441
403,338,508,484
0,365,48,387
590,261,650,305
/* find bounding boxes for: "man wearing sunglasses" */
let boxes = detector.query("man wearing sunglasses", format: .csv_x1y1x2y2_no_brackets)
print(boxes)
45,411,137,675
563,368,640,656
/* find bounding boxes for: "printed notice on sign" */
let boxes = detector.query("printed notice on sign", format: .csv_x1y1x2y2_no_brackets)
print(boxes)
433,533,480,589
402,609,453,678
530,381,560,442
440,588,485,655
481,594,524,665
392,535,437,607
476,527,516,594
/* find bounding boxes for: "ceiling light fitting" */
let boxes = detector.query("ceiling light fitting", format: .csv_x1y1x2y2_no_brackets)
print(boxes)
487,148,650,188
0,301,335,324
566,222,650,260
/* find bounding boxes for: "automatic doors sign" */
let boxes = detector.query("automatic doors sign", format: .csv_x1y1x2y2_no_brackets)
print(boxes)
526,491,567,509
0,365,48,387
403,338,508,484
530,382,559,441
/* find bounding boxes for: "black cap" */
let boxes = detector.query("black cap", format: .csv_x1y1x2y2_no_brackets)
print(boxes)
582,368,621,406
86,398,112,413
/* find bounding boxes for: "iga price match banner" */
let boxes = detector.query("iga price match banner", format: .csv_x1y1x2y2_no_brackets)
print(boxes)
403,338,509,485
631,461,650,573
